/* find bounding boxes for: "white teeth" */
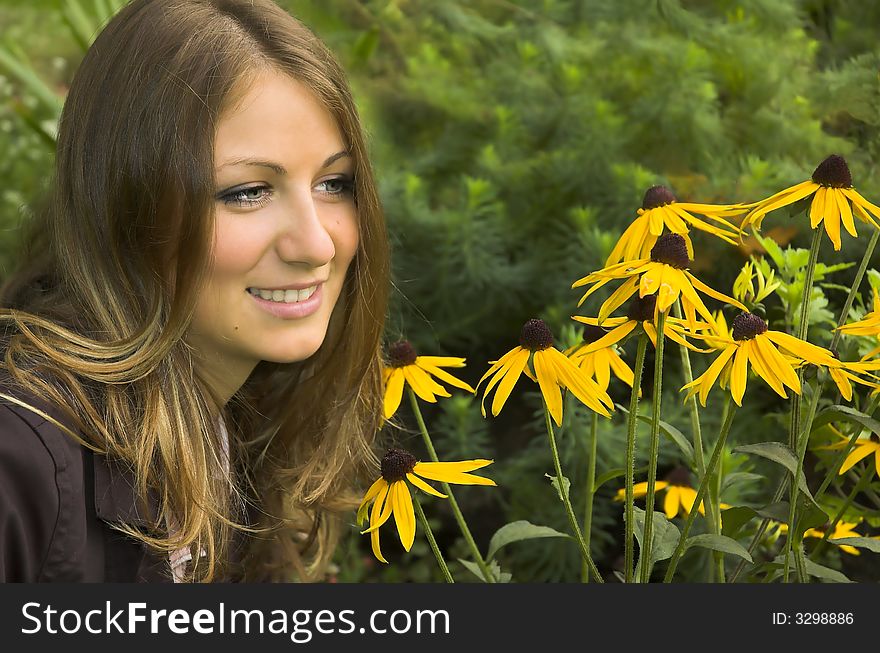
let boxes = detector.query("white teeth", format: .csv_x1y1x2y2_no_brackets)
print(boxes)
248,285,318,304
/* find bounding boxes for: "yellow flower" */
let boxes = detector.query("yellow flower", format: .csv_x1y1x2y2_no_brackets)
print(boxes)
477,318,614,426
743,154,880,251
837,433,880,480
565,324,635,391
732,259,780,305
605,185,746,265
614,467,729,518
573,233,748,333
382,340,475,420
836,286,880,361
571,294,712,358
681,311,842,406
357,448,495,563
803,520,868,556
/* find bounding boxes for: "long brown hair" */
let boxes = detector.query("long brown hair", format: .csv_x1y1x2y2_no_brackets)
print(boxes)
0,0,388,581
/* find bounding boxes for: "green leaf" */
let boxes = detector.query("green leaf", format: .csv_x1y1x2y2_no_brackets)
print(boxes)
828,537,880,554
721,472,764,494
732,442,815,500
0,45,65,113
593,468,626,493
616,404,694,463
546,473,571,503
756,500,828,535
458,558,512,583
685,533,753,563
631,506,681,566
721,505,760,539
769,555,852,583
486,520,570,561
810,405,880,435
593,465,648,494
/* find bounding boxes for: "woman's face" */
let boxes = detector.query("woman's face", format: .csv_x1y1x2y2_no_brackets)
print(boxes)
188,68,359,401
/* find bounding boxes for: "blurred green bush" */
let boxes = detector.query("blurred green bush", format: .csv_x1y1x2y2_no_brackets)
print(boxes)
3,0,879,582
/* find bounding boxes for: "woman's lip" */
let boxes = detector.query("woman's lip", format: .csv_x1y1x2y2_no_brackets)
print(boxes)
247,283,323,319
247,280,326,291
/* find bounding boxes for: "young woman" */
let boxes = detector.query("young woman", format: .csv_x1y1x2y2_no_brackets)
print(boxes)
0,0,389,582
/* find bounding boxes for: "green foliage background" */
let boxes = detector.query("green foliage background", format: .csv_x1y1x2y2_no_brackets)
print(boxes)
2,0,880,582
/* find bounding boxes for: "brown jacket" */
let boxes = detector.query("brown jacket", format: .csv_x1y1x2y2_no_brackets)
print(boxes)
0,378,174,582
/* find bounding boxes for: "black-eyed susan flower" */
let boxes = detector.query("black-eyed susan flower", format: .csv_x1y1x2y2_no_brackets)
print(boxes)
732,259,781,306
477,318,614,426
382,340,475,420
565,324,636,391
614,467,728,518
743,154,880,251
606,185,746,265
836,286,880,360
681,311,842,406
572,294,712,357
837,433,880,480
357,448,495,563
804,520,870,556
574,234,748,332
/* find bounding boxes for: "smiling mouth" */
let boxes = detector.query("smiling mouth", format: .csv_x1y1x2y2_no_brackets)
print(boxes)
246,285,319,303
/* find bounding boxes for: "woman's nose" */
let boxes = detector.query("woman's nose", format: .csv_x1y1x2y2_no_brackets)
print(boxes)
275,194,336,267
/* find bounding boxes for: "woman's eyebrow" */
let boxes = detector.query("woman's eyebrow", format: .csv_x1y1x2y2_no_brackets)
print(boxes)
216,150,351,175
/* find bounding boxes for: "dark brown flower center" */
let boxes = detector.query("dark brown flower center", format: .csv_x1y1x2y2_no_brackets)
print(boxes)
665,466,692,487
519,318,554,351
811,154,852,188
642,185,677,210
381,448,417,482
627,294,658,322
731,312,768,341
650,233,691,269
387,340,417,367
581,324,607,344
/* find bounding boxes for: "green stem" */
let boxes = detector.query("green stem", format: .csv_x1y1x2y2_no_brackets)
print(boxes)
814,396,877,501
624,332,650,583
664,395,737,582
783,226,823,582
581,411,599,583
406,388,494,583
728,477,788,583
544,405,604,583
809,465,872,561
829,228,880,354
672,300,719,581
640,309,667,583
413,495,454,583
731,229,878,583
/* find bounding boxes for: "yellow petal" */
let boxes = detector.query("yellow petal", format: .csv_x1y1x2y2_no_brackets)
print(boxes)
576,320,637,355
753,334,800,394
415,355,466,368
393,480,416,552
361,482,394,534
839,443,875,475
476,347,521,391
548,347,614,415
598,276,640,323
384,369,406,419
730,341,750,406
414,466,496,486
664,487,678,518
534,349,564,426
417,361,476,393
414,460,494,474
490,348,530,417
824,189,842,251
810,187,826,229
403,365,451,403
836,189,858,238
406,472,447,498
357,477,387,525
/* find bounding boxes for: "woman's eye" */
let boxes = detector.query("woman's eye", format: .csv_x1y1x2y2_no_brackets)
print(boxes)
219,185,272,208
316,177,354,197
